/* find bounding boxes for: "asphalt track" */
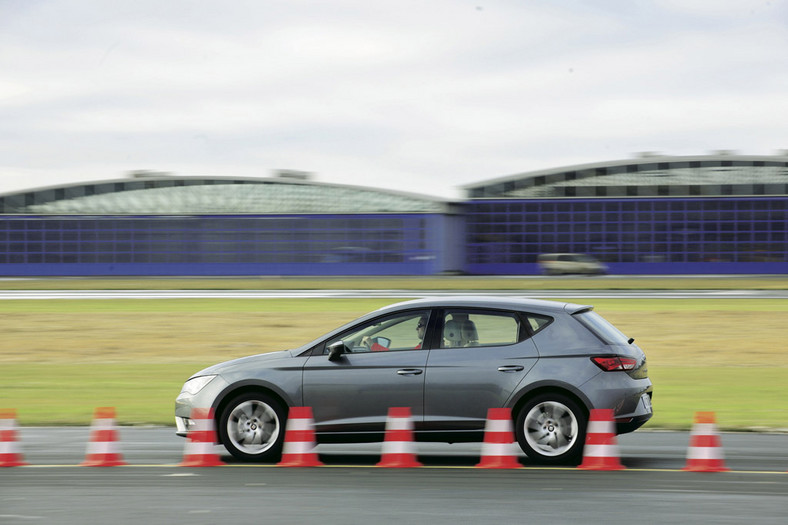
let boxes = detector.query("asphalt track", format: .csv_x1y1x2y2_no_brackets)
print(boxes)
2,429,787,524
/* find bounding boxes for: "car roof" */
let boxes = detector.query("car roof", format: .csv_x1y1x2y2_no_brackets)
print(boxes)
292,295,592,354
374,296,591,315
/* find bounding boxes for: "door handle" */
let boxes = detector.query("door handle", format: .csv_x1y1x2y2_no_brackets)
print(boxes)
497,365,524,372
397,369,423,376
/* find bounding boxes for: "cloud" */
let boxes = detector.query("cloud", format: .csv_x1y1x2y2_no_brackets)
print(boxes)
1,0,787,198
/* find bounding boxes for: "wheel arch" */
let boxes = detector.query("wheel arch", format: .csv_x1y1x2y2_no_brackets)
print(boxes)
508,381,591,421
213,380,292,426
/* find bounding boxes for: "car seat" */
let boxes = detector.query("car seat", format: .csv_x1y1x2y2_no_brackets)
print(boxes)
461,320,479,346
443,320,463,347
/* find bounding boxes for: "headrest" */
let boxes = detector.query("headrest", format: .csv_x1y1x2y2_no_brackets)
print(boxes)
461,320,478,340
443,320,461,341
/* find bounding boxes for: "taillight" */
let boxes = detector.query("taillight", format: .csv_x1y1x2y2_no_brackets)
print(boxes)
592,356,637,371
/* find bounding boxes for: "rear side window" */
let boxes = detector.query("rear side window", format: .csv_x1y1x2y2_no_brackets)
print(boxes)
574,311,630,345
441,310,520,348
525,314,552,334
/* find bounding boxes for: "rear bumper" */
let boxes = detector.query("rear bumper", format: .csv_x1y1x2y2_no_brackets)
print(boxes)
614,387,653,434
616,411,653,434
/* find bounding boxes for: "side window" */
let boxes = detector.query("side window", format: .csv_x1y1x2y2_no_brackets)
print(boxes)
325,310,430,353
526,314,553,334
440,310,520,349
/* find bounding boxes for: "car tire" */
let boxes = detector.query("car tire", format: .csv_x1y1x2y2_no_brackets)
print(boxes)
218,392,287,462
515,393,588,465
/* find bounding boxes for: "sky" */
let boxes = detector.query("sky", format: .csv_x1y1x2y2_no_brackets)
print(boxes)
1,0,787,200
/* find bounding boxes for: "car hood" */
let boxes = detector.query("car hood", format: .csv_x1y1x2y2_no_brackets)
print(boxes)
189,349,294,378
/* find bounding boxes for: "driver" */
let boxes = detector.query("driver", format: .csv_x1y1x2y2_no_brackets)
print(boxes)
414,315,427,349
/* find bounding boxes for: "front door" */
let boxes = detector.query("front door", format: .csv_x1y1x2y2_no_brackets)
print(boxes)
303,309,431,432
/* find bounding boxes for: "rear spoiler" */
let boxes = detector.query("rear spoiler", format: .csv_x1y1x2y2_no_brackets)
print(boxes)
565,304,593,315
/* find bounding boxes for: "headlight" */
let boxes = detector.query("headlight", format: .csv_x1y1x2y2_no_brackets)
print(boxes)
180,375,216,396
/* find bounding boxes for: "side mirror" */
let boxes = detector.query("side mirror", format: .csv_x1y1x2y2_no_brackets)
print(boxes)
371,336,391,350
328,341,349,362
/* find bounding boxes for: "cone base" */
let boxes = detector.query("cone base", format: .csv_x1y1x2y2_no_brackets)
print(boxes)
180,456,224,467
476,456,521,469
377,454,422,468
578,458,625,471
682,463,729,473
278,455,323,467
81,456,127,467
0,459,28,467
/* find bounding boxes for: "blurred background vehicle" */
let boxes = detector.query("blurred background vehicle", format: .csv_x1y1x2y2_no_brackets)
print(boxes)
537,253,608,275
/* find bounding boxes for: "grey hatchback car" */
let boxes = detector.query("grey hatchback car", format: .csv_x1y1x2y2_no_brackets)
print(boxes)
175,297,652,465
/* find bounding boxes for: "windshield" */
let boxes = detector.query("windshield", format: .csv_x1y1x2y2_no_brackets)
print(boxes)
574,311,630,345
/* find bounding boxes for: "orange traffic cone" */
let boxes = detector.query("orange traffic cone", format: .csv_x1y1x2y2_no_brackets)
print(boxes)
180,408,224,467
476,408,520,469
81,407,126,467
0,409,27,467
578,408,625,471
683,411,729,472
377,407,422,468
278,406,322,467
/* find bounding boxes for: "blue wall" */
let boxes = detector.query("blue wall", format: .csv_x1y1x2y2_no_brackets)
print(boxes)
0,214,445,276
1,196,786,276
465,197,787,275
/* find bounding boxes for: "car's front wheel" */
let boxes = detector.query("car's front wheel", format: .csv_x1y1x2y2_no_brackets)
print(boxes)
515,393,587,465
218,392,287,462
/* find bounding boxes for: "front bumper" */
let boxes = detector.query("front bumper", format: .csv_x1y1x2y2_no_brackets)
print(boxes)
175,416,194,437
174,374,229,437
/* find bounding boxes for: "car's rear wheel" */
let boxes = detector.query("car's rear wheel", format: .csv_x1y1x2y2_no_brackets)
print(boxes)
218,392,287,462
515,393,587,465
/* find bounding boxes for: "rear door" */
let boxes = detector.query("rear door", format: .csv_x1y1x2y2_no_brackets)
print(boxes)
424,308,540,430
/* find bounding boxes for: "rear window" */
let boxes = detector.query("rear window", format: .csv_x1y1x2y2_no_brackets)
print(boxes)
574,311,630,345
526,314,552,334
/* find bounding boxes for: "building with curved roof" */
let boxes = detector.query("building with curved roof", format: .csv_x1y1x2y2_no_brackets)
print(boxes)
0,153,786,276
0,172,446,215
0,172,461,276
464,152,788,199
463,153,788,275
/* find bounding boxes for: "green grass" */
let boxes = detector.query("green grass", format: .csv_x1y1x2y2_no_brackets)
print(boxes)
649,367,788,430
2,283,787,430
3,364,204,426
4,364,786,430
